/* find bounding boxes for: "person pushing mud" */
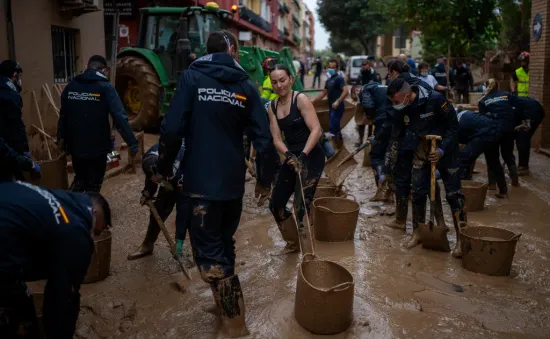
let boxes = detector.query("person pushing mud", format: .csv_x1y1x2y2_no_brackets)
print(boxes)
267,64,324,255
154,30,277,338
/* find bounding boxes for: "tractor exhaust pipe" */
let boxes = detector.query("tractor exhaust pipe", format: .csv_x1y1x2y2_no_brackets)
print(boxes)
176,16,191,79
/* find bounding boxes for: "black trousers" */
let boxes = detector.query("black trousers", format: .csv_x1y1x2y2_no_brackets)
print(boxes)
269,146,325,223
516,117,543,168
0,281,39,338
70,154,107,193
488,130,517,187
177,196,242,284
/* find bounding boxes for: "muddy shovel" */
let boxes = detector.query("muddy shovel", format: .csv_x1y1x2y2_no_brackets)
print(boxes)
336,141,371,168
294,170,316,260
146,200,191,291
418,135,451,252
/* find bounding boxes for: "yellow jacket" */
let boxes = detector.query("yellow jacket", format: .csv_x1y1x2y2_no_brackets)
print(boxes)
515,67,529,97
261,76,278,101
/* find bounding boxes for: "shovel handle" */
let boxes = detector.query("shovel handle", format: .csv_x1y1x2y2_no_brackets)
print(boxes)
326,281,353,292
509,233,522,241
426,136,441,202
296,171,316,257
146,201,191,280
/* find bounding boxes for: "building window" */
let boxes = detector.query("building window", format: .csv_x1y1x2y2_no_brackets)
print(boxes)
51,26,78,83
394,26,407,50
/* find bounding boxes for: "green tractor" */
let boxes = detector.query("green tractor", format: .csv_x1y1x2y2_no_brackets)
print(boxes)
116,2,303,131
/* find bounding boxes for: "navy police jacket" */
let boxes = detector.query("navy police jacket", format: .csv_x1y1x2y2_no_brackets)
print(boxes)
57,69,137,158
0,76,28,154
390,85,458,155
0,181,94,337
514,96,545,125
430,63,448,87
360,83,393,143
457,110,500,145
158,53,276,200
478,90,518,133
0,138,32,182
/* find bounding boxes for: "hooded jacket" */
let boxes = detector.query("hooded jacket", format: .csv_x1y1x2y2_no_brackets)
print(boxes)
360,83,393,143
57,69,137,158
158,53,276,200
457,110,500,145
478,90,518,133
0,75,28,154
0,181,94,338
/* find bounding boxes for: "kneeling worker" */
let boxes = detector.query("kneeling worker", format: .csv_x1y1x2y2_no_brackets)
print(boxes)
0,181,111,338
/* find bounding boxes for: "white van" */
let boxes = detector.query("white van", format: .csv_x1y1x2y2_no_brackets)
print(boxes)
346,55,368,84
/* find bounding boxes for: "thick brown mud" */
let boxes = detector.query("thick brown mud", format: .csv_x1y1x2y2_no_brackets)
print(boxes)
75,125,550,338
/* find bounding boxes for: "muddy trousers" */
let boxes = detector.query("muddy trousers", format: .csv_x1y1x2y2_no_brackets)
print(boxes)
178,196,242,284
269,146,325,224
411,147,465,229
369,140,389,184
516,117,543,169
458,134,500,179
488,131,518,187
69,154,107,193
356,125,374,144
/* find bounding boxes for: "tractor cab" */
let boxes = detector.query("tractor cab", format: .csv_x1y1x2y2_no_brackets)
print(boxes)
137,4,232,84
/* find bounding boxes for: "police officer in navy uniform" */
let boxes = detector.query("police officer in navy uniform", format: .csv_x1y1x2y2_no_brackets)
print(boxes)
0,60,41,182
430,56,448,96
514,96,545,176
456,110,507,198
57,55,138,193
156,30,276,338
0,181,111,338
386,78,466,257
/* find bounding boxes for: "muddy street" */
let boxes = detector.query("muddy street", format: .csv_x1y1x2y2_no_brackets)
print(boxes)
78,124,550,339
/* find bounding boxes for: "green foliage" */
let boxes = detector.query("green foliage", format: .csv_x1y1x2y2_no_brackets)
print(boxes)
317,0,387,55
329,36,365,56
497,0,531,52
372,0,500,61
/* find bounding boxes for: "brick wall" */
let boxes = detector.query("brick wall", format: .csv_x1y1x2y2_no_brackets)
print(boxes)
530,0,550,147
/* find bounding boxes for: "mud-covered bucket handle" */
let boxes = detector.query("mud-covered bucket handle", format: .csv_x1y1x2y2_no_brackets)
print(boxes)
317,205,334,213
325,281,353,292
345,194,357,202
302,253,316,262
509,233,522,241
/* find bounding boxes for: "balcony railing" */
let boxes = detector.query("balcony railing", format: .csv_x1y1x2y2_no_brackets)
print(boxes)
292,0,301,10
278,29,285,40
292,13,301,26
278,1,284,13
284,27,289,36
293,34,301,45
239,6,272,33
283,3,290,14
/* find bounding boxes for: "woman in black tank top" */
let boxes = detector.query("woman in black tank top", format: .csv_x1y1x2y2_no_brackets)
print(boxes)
266,64,325,256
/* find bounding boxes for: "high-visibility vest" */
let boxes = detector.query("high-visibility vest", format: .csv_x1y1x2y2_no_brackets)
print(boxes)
515,67,529,97
261,76,278,101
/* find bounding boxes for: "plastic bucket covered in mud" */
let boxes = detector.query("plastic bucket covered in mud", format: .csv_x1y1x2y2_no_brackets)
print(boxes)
83,230,112,284
312,197,359,242
461,180,488,212
25,155,69,190
314,185,347,199
295,259,354,334
460,226,521,276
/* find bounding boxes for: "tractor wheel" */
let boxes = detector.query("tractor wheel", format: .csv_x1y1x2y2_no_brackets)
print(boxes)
116,56,161,131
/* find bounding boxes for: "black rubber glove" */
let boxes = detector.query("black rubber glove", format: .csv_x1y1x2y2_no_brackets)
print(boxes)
285,151,299,169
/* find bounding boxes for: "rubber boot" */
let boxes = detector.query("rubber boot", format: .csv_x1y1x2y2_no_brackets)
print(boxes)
270,216,299,256
203,284,222,316
404,200,426,249
434,184,447,229
451,210,467,258
517,167,530,176
217,275,250,338
127,221,160,260
386,195,408,230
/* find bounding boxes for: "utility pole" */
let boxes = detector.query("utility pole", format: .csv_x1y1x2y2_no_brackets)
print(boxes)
110,0,120,84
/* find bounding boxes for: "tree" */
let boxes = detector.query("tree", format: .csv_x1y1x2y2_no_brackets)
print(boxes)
373,0,500,62
497,0,531,52
317,0,387,56
329,36,365,56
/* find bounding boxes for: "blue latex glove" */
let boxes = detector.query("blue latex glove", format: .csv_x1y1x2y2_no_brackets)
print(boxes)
130,145,139,154
368,136,375,143
24,152,31,158
378,174,386,184
436,170,441,180
30,162,41,180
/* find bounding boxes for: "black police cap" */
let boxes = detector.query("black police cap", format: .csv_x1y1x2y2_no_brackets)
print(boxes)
0,60,22,77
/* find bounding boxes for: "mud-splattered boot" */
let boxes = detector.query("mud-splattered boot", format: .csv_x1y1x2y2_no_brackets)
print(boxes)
270,216,299,256
386,196,408,230
203,284,223,316
127,222,160,260
451,210,468,258
355,125,365,148
404,200,426,249
517,167,530,176
218,275,250,338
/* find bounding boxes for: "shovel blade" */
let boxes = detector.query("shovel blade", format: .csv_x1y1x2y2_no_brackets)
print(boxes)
418,221,451,252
